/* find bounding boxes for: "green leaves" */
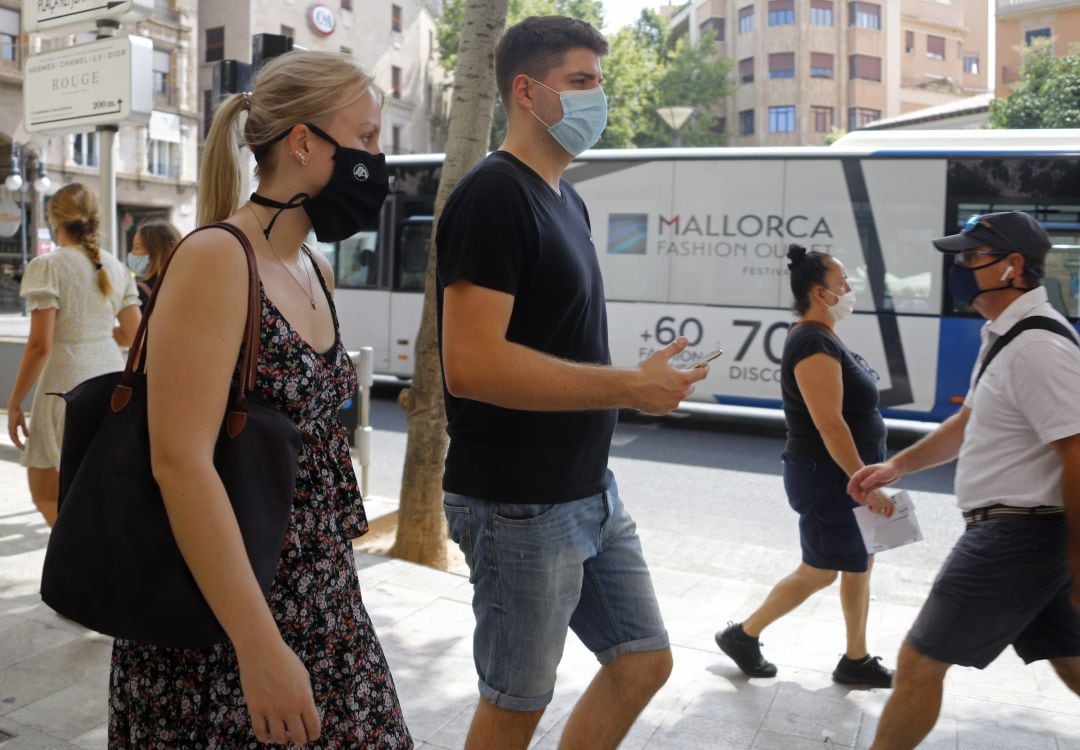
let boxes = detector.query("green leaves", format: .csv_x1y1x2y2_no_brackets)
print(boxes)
991,39,1080,129
436,3,734,150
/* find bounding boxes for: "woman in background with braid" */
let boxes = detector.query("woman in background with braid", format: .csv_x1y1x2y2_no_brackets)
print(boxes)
6,182,141,525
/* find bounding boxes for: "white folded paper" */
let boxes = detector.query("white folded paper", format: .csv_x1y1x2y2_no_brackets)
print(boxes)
853,490,924,554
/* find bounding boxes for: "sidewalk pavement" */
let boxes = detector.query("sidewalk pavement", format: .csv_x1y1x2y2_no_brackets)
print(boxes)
0,432,1077,749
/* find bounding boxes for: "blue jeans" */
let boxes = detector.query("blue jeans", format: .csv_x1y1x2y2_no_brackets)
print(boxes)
443,480,669,711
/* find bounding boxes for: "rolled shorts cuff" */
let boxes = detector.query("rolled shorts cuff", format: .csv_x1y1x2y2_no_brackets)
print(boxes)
594,631,671,666
477,679,554,713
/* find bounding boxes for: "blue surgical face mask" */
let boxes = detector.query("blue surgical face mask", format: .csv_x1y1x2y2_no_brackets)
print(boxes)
529,78,608,157
126,253,150,277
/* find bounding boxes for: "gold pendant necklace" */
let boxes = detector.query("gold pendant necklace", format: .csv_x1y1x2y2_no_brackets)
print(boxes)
245,203,317,310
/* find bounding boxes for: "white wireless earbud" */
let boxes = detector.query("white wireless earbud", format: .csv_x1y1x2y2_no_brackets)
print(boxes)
1000,266,1014,281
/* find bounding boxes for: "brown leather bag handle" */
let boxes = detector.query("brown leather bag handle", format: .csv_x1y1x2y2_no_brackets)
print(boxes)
111,223,261,438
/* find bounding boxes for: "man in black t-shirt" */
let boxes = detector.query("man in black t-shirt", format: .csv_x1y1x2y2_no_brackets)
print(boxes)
436,16,709,750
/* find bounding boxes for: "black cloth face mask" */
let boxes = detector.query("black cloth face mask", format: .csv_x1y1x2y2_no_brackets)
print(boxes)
250,123,389,243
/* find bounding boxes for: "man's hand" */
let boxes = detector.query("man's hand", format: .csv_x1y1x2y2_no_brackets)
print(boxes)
631,337,710,415
862,489,896,519
848,461,901,503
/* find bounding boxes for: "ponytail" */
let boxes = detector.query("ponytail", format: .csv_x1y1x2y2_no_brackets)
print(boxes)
197,93,250,226
46,183,111,298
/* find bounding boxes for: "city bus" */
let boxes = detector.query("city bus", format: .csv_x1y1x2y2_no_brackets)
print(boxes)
309,129,1080,422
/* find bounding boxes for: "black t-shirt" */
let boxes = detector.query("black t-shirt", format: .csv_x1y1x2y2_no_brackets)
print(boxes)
136,276,157,309
435,151,616,503
781,324,887,461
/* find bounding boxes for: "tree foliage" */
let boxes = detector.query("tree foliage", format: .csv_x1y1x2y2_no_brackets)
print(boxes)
990,39,1080,129
436,4,733,149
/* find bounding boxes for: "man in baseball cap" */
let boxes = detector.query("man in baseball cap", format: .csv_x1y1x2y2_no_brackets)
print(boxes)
848,210,1080,748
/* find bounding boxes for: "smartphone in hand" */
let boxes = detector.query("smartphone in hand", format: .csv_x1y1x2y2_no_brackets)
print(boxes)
690,349,724,369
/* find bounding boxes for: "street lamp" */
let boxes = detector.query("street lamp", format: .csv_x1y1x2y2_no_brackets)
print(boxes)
4,143,51,315
656,105,695,147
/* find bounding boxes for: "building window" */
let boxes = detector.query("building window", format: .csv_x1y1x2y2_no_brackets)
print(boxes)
280,24,295,38
72,132,99,168
905,30,915,54
768,0,794,26
205,26,224,63
963,54,979,74
391,125,402,155
700,16,725,41
739,57,754,84
850,54,882,81
152,49,172,106
1025,28,1051,45
0,7,19,65
712,116,727,134
739,109,754,136
849,2,880,30
203,89,213,136
391,65,402,98
341,0,352,10
812,106,834,133
148,139,176,177
391,4,402,32
738,5,753,33
848,107,881,130
926,35,945,61
810,0,833,26
769,105,796,133
810,52,834,78
769,52,795,79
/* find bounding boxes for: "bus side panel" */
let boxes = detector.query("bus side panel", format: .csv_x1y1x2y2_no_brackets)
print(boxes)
574,160,675,303
389,291,424,377
334,289,393,373
605,300,941,418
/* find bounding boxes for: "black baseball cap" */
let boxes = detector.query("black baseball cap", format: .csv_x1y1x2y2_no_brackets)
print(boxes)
932,211,1050,264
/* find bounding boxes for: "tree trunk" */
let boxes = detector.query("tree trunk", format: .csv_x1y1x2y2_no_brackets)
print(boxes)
390,0,510,567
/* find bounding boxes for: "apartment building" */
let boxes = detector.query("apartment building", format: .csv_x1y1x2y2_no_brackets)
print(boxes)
197,0,448,157
671,0,990,146
0,0,201,310
997,0,1080,97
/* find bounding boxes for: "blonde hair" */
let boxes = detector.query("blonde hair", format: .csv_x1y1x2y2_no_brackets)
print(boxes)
198,51,377,226
47,183,111,297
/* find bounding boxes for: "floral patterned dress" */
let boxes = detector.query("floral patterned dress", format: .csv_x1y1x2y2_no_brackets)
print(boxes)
108,259,412,749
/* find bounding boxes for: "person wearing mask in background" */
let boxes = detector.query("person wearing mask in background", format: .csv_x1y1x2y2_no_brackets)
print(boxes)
6,183,141,527
715,244,896,688
437,16,708,750
127,218,180,308
108,51,411,747
850,212,1080,749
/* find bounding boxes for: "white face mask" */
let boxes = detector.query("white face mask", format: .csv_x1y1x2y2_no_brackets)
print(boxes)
824,288,856,323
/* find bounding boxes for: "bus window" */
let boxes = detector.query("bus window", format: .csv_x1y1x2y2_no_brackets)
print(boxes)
303,232,341,282
338,231,381,288
1047,231,1080,320
395,218,431,292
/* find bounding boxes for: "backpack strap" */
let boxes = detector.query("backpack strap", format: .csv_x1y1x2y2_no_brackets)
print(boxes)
974,315,1080,388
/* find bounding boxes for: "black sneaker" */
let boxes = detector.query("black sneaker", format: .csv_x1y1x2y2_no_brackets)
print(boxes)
832,654,894,687
715,622,777,678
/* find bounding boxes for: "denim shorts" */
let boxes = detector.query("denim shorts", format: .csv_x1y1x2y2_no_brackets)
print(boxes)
782,452,874,573
908,516,1080,669
443,480,669,712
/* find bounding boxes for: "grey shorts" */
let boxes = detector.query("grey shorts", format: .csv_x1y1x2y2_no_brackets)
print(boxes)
907,515,1080,669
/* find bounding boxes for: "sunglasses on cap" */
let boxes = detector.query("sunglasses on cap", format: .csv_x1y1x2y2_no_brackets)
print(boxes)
963,214,1020,252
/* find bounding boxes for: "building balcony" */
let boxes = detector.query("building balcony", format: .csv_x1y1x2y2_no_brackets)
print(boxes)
902,0,964,29
997,0,1079,19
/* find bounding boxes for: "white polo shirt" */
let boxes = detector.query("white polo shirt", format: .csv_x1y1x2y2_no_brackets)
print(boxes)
955,286,1080,511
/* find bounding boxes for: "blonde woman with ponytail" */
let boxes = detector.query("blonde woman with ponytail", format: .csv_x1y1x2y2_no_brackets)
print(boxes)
109,51,411,747
6,183,141,526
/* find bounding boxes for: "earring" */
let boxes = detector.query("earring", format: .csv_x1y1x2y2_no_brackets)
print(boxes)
296,152,307,166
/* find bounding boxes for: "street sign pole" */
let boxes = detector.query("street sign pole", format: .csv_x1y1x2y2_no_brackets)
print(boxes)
96,19,119,255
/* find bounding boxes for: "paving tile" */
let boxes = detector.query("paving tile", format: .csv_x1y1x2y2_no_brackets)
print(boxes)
6,673,108,741
646,713,759,749
759,681,863,747
752,727,853,749
68,722,107,750
0,620,81,671
0,638,110,717
0,716,81,749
